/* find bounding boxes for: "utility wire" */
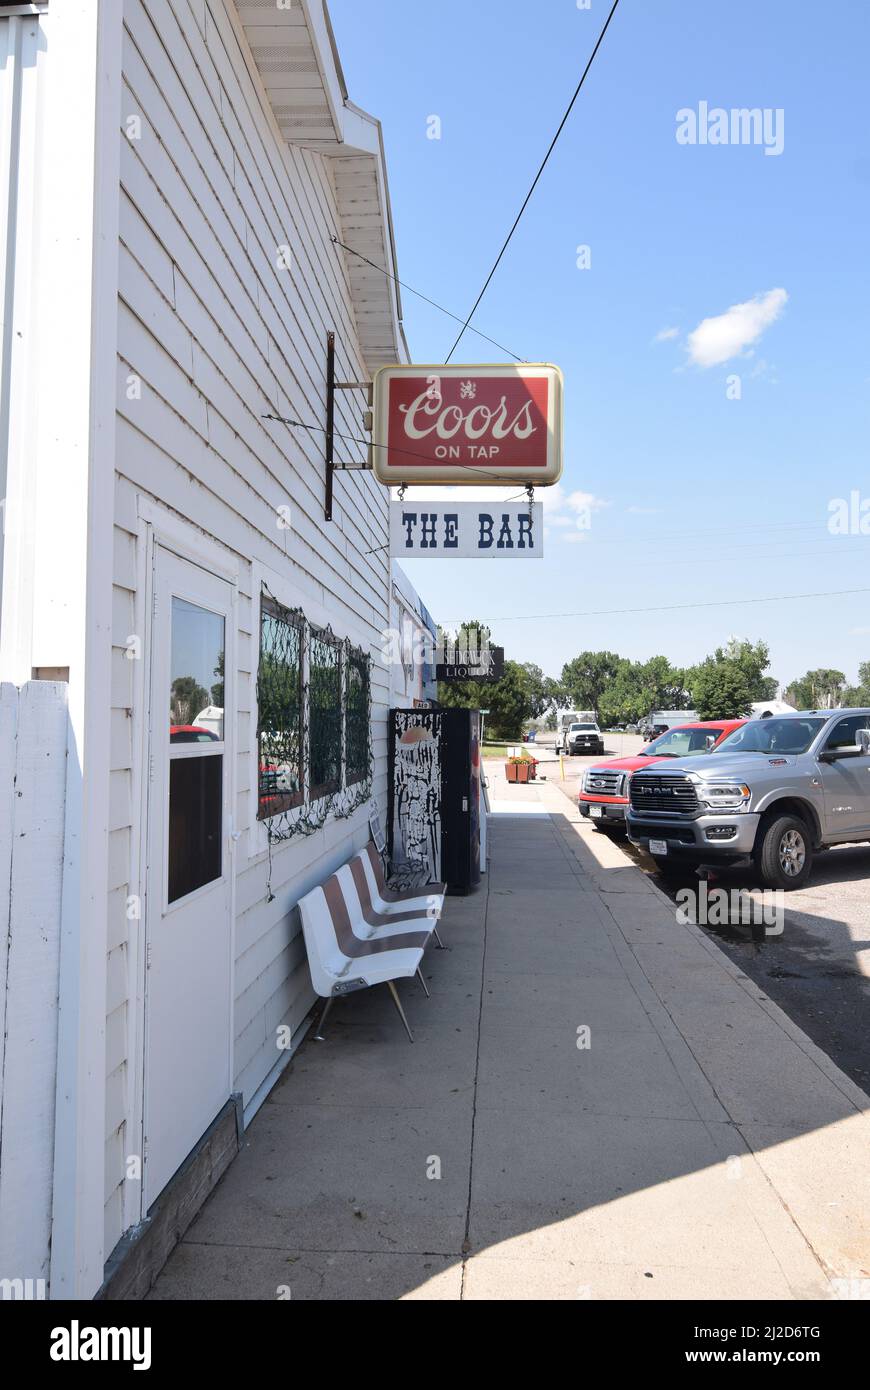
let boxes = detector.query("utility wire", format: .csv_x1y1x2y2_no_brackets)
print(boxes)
331,236,525,362
444,586,870,625
262,412,518,484
445,0,622,362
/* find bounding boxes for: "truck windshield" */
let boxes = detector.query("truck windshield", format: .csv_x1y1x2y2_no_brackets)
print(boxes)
711,718,827,755
645,727,721,757
572,724,596,731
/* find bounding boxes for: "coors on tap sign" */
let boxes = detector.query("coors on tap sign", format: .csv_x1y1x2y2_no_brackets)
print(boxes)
371,363,563,486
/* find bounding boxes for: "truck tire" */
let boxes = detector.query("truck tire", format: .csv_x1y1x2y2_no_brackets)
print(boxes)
754,813,813,890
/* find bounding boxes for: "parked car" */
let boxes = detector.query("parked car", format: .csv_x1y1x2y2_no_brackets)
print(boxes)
626,710,870,889
564,720,605,756
578,720,746,829
169,723,220,744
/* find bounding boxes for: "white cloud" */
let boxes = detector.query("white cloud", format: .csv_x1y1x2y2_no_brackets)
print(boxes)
543,486,608,537
850,625,870,636
654,326,680,342
686,288,788,368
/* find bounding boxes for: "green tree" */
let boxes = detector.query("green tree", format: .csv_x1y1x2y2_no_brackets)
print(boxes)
170,675,209,725
560,650,623,713
843,661,870,706
436,620,535,739
691,660,755,720
689,638,777,718
517,662,549,720
720,639,777,701
784,668,847,710
438,659,530,740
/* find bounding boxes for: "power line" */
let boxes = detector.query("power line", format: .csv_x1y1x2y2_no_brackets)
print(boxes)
444,585,870,625
262,413,517,484
445,0,623,362
331,236,525,362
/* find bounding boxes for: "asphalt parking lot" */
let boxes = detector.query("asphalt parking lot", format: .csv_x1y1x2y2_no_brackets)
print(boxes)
539,733,870,1091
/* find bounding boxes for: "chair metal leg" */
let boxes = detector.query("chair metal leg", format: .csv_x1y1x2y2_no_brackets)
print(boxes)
416,965,430,998
386,980,414,1042
313,995,335,1041
433,925,445,949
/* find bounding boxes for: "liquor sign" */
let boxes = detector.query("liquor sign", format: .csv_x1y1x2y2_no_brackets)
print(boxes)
390,500,543,559
371,364,563,486
436,646,505,682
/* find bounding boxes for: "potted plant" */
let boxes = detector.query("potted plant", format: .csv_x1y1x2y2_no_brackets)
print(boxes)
505,752,538,784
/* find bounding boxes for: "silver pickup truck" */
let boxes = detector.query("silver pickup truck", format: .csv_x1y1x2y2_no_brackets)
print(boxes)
626,710,870,889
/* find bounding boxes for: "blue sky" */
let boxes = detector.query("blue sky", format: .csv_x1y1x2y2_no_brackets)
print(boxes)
329,0,870,690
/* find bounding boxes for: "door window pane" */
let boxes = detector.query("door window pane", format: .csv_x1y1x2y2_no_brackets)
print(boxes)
168,755,223,903
169,597,225,741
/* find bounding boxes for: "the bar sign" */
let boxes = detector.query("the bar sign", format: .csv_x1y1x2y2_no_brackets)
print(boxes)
389,501,543,559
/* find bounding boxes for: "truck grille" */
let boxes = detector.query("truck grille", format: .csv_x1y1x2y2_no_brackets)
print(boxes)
629,773,698,815
586,770,624,796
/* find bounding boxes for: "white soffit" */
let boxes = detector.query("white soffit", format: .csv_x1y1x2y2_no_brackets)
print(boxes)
233,0,406,369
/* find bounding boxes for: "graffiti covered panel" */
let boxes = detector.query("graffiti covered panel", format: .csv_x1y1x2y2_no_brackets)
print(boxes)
391,711,442,882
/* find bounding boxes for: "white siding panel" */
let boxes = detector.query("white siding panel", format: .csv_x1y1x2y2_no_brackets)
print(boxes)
105,0,399,1252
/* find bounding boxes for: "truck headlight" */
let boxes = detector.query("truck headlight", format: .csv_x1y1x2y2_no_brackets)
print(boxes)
696,782,752,812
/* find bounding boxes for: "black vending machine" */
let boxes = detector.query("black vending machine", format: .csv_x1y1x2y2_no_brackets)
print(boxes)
388,708,481,895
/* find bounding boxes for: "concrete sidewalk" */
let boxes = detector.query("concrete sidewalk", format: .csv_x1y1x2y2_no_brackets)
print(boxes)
150,768,870,1300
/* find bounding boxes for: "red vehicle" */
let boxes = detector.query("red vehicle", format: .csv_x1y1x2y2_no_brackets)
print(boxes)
577,720,747,829
169,724,220,744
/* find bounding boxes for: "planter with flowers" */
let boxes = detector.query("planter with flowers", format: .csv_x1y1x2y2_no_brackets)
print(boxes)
505,751,538,783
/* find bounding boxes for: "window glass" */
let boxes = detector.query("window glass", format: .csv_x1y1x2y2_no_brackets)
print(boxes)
713,718,827,755
257,599,304,819
309,627,341,797
346,649,371,786
169,598,225,740
647,726,722,756
826,715,870,750
168,755,223,902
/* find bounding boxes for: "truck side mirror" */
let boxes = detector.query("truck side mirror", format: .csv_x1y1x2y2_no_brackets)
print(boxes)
821,743,864,762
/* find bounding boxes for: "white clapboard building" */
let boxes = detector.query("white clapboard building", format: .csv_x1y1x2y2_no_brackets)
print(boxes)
389,561,439,709
0,0,421,1298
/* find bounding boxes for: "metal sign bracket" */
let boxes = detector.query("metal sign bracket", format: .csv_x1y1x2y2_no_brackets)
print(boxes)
325,330,373,521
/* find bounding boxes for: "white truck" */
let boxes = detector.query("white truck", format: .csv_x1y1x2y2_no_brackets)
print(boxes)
557,710,597,752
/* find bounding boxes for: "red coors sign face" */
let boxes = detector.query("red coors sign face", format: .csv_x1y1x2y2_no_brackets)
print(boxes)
386,374,550,473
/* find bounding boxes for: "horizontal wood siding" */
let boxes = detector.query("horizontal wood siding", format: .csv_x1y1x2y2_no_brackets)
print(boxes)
106,0,393,1255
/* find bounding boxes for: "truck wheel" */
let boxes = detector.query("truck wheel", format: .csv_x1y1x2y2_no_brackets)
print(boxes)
754,814,813,890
